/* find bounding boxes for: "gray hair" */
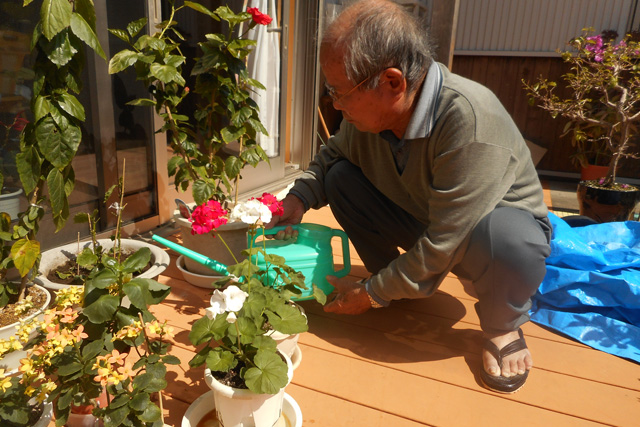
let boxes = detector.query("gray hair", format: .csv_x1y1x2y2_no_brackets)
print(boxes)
322,0,433,94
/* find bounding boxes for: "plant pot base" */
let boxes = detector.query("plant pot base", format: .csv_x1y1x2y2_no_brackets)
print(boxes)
577,181,640,223
181,391,302,427
176,255,227,288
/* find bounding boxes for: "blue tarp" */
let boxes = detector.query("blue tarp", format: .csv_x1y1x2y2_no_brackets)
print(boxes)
530,213,640,363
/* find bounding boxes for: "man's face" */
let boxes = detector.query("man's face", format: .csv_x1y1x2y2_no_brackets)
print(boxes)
321,53,391,134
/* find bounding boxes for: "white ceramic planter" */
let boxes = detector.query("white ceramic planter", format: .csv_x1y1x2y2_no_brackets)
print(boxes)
176,255,226,289
33,400,54,427
0,284,51,374
182,391,302,427
270,330,300,360
174,212,248,277
35,238,170,291
203,352,293,427
0,187,22,220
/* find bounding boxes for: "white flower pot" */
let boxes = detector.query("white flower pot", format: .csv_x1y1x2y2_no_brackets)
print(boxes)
0,187,23,220
0,284,51,374
174,212,248,278
270,330,300,360
35,238,170,291
182,391,302,427
202,352,293,427
33,400,54,427
176,255,226,289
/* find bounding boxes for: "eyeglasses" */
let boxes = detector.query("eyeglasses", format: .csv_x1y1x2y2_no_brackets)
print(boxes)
325,74,373,105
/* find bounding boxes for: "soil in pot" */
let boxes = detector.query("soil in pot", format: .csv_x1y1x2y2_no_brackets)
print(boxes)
46,250,153,286
0,284,50,328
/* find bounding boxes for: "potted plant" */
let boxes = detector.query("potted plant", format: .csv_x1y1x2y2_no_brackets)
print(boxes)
524,28,640,222
35,160,170,292
1,0,104,378
108,1,272,281
183,193,325,426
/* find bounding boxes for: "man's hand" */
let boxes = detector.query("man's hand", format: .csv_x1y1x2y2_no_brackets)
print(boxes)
323,276,372,315
266,194,305,229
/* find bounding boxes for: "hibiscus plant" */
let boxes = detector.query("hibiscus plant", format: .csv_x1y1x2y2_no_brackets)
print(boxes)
524,28,640,190
187,193,325,394
108,1,272,206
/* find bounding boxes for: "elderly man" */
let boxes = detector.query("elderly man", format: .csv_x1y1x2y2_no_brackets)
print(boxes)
270,0,552,393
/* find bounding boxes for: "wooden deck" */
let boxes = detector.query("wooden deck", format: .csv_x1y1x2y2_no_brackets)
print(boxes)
149,195,639,426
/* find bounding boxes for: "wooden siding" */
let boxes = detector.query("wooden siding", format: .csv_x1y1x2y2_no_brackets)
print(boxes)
452,55,640,178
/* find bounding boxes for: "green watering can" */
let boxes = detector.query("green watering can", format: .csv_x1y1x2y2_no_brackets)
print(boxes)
250,223,351,300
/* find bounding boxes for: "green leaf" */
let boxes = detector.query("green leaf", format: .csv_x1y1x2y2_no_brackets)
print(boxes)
224,156,244,180
126,98,156,107
15,146,42,196
129,393,151,411
58,92,86,122
108,28,130,43
47,168,68,230
243,350,289,394
138,402,162,423
83,293,119,323
162,354,181,365
70,12,106,59
127,17,148,38
189,315,229,345
121,247,151,273
75,0,97,29
36,117,82,169
150,63,185,85
34,95,52,121
108,49,140,74
108,393,130,409
205,348,236,372
312,284,327,305
57,361,82,376
192,179,215,206
266,304,308,335
221,125,246,143
81,339,104,360
10,238,40,277
133,372,167,392
44,30,78,67
77,247,98,268
122,279,148,309
87,268,117,290
41,0,72,40
184,1,219,20
102,404,129,427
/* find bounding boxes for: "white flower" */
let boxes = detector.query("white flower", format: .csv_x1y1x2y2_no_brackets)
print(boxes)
204,285,248,320
226,312,237,323
230,199,272,225
223,285,248,312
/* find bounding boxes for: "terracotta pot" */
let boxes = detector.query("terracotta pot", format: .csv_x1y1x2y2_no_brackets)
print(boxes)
577,181,640,223
35,238,170,291
174,212,249,278
0,284,51,374
203,351,293,427
580,164,609,181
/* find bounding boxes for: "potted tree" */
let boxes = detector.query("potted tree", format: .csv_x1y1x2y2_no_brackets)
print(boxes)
524,28,640,222
108,2,272,283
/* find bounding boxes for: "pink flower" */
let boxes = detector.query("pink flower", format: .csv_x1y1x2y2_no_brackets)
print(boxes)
247,7,272,25
190,200,228,235
257,193,284,216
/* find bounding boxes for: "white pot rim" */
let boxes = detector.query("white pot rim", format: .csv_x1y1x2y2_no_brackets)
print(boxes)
36,238,170,290
0,283,51,334
0,187,22,197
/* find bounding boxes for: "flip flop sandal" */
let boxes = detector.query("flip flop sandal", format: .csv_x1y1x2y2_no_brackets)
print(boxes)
480,328,529,394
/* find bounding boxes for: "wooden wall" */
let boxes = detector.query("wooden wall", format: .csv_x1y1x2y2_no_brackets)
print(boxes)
451,55,640,179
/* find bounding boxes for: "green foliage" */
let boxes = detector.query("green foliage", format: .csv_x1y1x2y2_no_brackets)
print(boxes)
523,28,640,187
108,1,270,206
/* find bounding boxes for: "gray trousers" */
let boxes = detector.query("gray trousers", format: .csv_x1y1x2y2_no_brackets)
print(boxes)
325,160,552,334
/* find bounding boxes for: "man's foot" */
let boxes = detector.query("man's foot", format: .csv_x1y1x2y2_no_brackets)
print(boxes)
480,328,532,393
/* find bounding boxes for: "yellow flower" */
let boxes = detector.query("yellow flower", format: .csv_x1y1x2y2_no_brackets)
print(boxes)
0,377,11,392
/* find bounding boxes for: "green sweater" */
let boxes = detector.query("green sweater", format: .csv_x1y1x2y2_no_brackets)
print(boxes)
291,63,548,302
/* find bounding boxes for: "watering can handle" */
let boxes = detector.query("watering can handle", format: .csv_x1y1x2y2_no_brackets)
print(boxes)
250,224,299,244
332,229,351,278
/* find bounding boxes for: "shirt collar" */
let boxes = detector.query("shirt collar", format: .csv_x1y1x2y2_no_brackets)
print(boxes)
379,61,443,143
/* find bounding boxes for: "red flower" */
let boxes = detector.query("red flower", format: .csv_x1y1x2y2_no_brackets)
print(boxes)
257,192,283,216
190,200,228,235
247,7,272,25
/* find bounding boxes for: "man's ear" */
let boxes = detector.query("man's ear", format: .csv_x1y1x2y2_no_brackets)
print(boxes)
381,67,406,94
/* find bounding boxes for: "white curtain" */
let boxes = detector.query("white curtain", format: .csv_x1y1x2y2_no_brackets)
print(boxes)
245,0,280,157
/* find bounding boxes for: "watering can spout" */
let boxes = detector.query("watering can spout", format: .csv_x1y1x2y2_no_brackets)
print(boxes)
151,234,229,275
